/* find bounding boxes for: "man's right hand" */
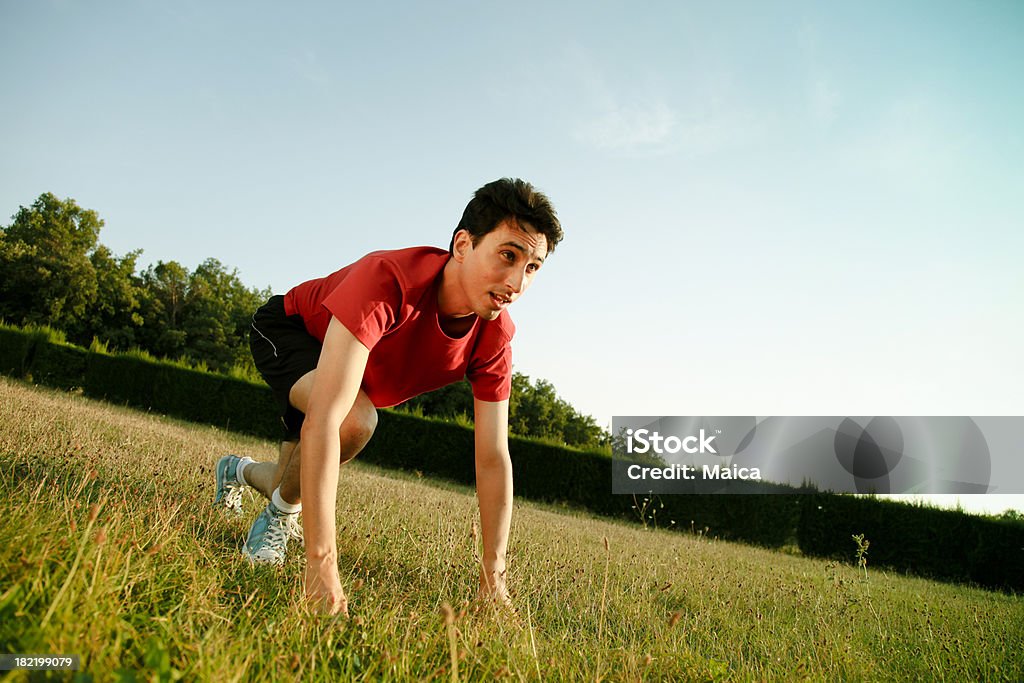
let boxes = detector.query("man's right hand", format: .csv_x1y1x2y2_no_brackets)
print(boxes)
305,556,348,616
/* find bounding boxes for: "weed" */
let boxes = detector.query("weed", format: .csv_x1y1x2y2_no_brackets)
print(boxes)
631,494,665,530
852,534,870,580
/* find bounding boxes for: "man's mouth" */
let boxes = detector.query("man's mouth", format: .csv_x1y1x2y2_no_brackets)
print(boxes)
490,292,511,308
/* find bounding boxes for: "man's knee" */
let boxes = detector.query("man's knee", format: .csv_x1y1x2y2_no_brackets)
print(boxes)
339,398,377,463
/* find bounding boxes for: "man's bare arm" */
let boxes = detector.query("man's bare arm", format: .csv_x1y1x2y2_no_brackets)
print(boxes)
301,316,370,615
473,397,514,605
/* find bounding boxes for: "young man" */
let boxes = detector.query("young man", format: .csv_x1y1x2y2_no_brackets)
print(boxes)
214,178,562,615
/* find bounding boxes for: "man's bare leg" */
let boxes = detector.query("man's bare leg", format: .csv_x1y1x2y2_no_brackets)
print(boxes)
239,371,376,566
242,440,298,501
241,371,377,504
272,394,377,503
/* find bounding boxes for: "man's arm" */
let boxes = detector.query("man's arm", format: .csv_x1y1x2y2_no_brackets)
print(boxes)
301,316,370,615
473,397,514,606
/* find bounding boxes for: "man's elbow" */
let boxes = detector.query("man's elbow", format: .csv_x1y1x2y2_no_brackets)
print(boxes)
300,405,342,441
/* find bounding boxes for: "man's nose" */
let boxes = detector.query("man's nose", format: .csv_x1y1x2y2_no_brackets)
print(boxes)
508,268,526,293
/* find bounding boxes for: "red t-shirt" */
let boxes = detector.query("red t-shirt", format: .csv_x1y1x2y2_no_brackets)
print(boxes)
282,246,514,408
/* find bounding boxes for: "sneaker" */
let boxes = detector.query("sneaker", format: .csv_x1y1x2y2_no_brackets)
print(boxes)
243,502,299,565
283,511,304,546
214,455,250,516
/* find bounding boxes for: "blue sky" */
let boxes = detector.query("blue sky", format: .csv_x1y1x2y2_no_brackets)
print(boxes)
2,1,1021,514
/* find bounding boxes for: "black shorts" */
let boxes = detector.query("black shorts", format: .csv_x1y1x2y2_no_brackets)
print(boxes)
249,295,321,441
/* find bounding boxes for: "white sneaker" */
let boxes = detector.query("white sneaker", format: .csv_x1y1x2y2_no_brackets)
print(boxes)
243,502,298,565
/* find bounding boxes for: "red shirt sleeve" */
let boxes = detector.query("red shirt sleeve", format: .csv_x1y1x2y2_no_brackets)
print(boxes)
320,255,405,351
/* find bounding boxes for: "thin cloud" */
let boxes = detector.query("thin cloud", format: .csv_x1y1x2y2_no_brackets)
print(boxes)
564,45,762,157
575,101,678,153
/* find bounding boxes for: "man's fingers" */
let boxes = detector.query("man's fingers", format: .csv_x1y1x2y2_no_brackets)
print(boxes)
325,597,348,617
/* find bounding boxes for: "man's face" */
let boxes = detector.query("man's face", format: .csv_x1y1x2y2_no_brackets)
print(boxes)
453,218,547,321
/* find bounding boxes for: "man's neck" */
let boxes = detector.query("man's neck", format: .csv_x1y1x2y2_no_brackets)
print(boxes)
436,258,476,337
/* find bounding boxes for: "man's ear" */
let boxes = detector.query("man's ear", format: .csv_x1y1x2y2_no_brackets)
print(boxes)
452,229,473,262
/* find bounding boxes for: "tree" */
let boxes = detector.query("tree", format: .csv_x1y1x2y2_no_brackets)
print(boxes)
137,261,190,359
0,192,102,329
508,372,609,449
183,258,269,371
136,258,270,372
68,245,145,348
509,376,563,440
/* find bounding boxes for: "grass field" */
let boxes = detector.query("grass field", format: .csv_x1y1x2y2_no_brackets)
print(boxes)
1,376,1022,682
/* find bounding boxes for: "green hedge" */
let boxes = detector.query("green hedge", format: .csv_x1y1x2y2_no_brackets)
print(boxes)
798,494,1024,591
0,326,33,376
27,336,88,391
2,323,1020,592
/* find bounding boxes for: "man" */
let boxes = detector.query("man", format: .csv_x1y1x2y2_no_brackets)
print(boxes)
214,178,562,615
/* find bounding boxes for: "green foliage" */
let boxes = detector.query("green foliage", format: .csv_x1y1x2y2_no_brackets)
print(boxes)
135,258,271,373
0,321,279,441
0,192,104,330
0,322,35,375
71,245,145,349
397,379,474,421
508,372,609,450
1,192,272,375
29,339,88,391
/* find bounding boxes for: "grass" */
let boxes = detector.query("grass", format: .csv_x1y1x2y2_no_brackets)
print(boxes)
1,376,1022,682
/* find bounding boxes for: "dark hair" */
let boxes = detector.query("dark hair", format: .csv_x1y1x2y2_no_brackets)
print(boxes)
448,178,563,256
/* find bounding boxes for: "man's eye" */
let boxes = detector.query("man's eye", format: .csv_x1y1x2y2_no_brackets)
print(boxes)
527,264,539,273
501,251,515,262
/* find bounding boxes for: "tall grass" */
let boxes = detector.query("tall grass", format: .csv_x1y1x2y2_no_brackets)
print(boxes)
1,376,1022,681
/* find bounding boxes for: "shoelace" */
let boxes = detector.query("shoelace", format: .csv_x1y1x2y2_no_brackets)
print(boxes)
222,484,245,515
283,513,304,545
252,516,290,563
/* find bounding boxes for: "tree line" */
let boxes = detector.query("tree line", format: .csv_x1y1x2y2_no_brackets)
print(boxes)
0,192,609,450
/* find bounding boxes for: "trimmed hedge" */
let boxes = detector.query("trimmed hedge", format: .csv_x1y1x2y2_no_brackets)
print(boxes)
0,325,33,376
798,494,1024,592
2,323,1021,591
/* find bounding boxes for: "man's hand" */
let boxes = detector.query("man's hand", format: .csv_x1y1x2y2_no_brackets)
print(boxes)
477,583,513,609
477,566,516,616
305,555,348,616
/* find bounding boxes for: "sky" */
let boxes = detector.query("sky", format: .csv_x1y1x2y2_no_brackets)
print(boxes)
2,1,1021,515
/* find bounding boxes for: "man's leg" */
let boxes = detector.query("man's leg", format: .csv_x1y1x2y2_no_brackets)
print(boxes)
241,372,378,503
238,440,299,502
276,392,378,503
240,374,377,564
